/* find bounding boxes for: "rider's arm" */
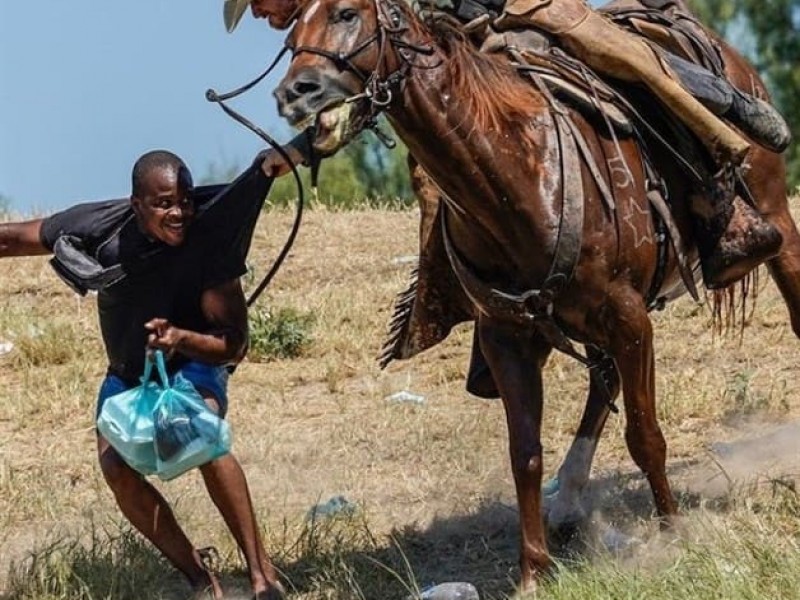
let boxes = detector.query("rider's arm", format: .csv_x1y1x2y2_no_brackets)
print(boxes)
0,220,50,257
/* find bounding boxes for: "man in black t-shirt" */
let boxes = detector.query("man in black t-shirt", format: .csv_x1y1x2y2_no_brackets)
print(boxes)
0,146,304,600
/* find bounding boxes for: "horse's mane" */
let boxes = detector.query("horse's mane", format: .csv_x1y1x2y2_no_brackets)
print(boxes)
415,12,545,133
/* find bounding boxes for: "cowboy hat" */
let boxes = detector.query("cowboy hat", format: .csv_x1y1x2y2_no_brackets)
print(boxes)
223,0,251,32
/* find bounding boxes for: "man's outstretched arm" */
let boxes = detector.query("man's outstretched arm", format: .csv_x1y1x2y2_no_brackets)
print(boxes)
0,220,49,257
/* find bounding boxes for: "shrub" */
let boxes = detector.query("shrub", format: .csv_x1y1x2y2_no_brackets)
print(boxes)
248,307,315,362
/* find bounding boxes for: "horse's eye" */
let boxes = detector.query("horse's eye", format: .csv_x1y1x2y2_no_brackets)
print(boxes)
338,8,358,22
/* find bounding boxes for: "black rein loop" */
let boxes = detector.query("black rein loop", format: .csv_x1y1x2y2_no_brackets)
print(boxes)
206,48,307,308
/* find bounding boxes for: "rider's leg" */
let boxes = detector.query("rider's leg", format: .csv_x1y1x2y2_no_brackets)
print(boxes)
497,0,749,161
495,0,782,288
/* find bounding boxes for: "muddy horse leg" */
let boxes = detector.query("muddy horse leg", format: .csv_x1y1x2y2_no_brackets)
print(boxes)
478,317,553,590
606,286,678,521
547,347,621,531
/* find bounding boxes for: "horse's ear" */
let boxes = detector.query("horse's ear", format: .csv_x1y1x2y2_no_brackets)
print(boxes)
374,0,404,30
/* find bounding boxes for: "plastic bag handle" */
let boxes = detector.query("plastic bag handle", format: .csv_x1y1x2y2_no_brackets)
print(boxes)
140,350,170,389
140,352,155,385
152,350,170,388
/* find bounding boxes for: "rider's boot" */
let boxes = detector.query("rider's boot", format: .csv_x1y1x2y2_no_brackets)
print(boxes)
661,53,792,154
693,166,782,289
725,90,792,154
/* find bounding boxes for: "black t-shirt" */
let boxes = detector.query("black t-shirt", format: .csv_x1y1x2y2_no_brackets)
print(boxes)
40,165,271,382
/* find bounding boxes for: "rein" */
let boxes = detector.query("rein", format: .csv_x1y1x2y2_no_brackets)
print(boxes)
206,50,316,308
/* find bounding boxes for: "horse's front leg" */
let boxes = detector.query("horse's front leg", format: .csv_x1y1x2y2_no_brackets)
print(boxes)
478,317,553,589
605,285,678,522
548,347,620,532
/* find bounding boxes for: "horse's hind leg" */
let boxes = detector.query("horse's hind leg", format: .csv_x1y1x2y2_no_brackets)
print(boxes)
736,146,800,337
478,318,553,589
605,285,678,521
547,347,621,532
766,215,800,338
758,190,800,338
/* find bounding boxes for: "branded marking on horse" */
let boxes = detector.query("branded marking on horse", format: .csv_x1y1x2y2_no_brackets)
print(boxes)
623,196,653,248
607,154,634,190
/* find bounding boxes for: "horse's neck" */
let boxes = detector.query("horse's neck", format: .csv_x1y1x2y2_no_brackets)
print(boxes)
387,45,562,277
389,56,503,214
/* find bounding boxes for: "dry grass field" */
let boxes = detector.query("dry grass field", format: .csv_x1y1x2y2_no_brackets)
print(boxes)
3,200,800,599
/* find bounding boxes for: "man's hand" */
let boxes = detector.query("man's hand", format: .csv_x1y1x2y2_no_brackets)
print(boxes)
260,145,305,179
145,318,185,359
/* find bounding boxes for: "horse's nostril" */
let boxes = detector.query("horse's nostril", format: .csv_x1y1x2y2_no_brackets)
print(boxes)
293,80,321,96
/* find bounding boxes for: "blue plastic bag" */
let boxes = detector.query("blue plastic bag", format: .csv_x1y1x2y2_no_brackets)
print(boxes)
96,353,163,475
97,350,232,480
153,367,232,481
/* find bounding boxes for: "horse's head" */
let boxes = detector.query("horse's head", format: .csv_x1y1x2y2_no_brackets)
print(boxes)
274,0,411,154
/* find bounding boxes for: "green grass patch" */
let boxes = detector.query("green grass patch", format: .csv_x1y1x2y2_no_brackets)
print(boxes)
248,307,316,362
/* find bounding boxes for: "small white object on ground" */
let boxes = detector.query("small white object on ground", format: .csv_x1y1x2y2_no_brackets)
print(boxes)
306,495,358,521
392,254,419,265
387,390,426,405
0,341,13,355
417,582,479,600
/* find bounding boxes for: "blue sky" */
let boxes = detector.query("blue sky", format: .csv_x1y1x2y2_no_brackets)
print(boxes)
0,1,290,215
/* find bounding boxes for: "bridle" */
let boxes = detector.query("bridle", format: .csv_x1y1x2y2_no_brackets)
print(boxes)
203,0,435,307
286,0,436,124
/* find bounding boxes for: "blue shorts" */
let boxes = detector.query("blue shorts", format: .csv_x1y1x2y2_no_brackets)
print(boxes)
97,361,229,419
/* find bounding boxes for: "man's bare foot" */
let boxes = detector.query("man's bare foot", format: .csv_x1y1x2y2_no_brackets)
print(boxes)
189,548,224,600
252,580,286,600
189,582,223,600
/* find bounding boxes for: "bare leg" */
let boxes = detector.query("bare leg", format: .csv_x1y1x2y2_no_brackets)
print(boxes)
97,436,223,599
199,454,284,599
195,391,284,600
478,318,553,591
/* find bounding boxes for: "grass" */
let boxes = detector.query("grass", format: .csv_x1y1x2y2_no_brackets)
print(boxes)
248,307,316,362
2,203,800,598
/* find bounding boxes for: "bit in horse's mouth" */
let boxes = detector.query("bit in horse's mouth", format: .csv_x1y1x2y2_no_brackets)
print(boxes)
295,102,355,155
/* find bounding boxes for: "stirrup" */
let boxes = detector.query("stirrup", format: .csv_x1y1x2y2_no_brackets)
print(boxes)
700,196,782,289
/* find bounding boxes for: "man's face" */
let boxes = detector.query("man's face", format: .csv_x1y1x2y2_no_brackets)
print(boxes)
132,166,195,247
251,0,299,29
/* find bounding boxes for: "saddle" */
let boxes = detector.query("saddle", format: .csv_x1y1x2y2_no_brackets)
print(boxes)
380,0,715,370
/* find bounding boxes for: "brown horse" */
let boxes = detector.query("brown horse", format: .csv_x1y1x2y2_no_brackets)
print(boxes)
273,0,800,589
